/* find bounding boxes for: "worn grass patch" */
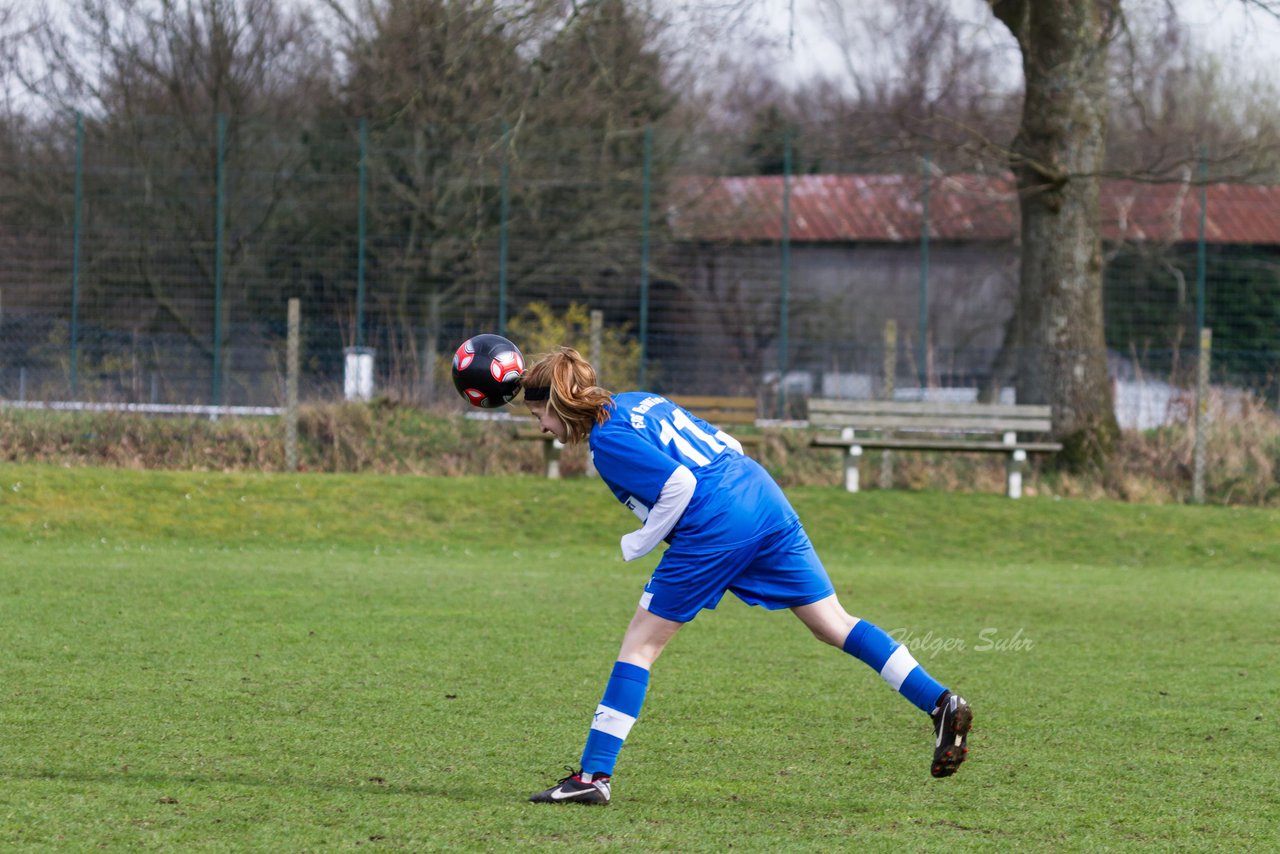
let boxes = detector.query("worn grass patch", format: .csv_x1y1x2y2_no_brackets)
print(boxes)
1,465,1276,850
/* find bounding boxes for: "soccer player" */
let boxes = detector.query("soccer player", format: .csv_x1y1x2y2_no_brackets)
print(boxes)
522,347,971,806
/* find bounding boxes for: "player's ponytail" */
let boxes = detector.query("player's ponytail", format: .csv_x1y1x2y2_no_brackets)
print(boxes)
521,347,613,443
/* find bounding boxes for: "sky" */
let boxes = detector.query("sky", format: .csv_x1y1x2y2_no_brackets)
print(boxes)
746,0,1280,90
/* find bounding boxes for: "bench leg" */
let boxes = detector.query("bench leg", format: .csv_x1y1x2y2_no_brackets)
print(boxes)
1005,449,1027,499
545,439,564,479
845,445,863,493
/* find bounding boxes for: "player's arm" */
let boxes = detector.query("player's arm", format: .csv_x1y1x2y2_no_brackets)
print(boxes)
592,426,697,562
619,465,695,561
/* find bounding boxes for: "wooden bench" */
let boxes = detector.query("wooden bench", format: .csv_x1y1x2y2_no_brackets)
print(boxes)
670,395,759,436
515,394,762,478
808,398,1063,498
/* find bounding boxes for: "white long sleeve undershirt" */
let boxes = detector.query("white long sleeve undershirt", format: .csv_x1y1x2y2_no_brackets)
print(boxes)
619,465,696,561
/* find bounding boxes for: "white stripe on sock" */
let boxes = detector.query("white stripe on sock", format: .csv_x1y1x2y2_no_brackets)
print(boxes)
590,704,638,740
880,644,919,692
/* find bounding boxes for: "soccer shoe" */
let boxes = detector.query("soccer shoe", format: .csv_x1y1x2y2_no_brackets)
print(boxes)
930,692,972,778
528,768,611,805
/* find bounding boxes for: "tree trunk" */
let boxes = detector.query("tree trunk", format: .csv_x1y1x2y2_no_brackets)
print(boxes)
993,0,1120,467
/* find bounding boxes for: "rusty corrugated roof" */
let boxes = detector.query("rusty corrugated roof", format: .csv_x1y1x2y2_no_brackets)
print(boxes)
669,173,1280,246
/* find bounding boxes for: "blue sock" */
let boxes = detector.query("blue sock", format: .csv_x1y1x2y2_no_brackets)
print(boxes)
580,661,650,777
842,620,947,714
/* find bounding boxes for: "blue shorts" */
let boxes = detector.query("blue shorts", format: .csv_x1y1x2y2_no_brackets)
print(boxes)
639,520,835,623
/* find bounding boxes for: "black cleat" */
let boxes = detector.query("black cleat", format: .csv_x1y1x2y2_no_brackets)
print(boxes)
930,692,972,778
529,768,611,805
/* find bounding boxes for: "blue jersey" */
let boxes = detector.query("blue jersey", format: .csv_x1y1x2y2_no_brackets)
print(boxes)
589,392,798,554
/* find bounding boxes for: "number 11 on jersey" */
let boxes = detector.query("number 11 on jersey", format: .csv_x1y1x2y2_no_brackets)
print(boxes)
658,409,727,467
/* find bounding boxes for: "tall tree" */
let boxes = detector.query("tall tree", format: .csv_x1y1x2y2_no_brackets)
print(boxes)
322,0,534,366
515,0,680,297
991,0,1120,466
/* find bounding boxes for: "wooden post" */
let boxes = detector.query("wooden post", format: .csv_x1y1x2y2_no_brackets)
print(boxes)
586,309,604,478
1193,327,1211,504
880,320,897,489
589,309,604,384
423,293,441,404
285,298,300,472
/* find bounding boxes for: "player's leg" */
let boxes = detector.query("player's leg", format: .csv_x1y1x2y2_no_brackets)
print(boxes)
581,607,681,776
727,521,972,778
733,528,951,714
791,594,971,777
617,604,684,669
793,595,949,712
529,607,683,805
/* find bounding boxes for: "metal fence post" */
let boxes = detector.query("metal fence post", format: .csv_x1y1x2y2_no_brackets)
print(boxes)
1196,146,1207,335
918,152,931,391
212,113,227,407
638,126,652,389
777,126,792,419
71,112,84,399
357,118,368,350
285,298,300,472
498,122,511,336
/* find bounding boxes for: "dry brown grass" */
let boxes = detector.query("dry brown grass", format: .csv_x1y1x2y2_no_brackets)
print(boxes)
3,391,1278,505
768,387,1280,506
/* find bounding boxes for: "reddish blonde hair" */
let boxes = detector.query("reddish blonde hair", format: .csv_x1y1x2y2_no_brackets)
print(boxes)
521,347,613,444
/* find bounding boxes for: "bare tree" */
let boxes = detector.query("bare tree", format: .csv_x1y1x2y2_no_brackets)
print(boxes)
796,0,1020,173
6,0,332,401
514,0,680,297
311,0,685,396
320,0,535,371
1107,6,1280,181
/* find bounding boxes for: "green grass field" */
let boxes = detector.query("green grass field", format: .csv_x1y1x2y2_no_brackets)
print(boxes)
1,464,1277,851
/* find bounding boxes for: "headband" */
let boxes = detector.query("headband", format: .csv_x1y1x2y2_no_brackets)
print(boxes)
522,385,550,401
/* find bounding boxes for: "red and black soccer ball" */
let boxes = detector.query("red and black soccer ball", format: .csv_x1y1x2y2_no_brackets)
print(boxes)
451,333,525,408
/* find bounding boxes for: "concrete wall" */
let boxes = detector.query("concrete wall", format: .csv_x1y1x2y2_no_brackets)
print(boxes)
653,240,1019,396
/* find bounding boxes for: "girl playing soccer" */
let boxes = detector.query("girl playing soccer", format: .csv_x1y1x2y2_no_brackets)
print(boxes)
522,347,971,805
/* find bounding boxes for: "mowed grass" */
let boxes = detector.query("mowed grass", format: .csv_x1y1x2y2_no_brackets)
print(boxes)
0,464,1277,852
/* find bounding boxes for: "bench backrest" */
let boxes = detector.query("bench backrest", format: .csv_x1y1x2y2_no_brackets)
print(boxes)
808,398,1052,434
671,395,758,426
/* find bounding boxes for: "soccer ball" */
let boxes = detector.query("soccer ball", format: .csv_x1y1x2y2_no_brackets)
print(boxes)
451,333,526,408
